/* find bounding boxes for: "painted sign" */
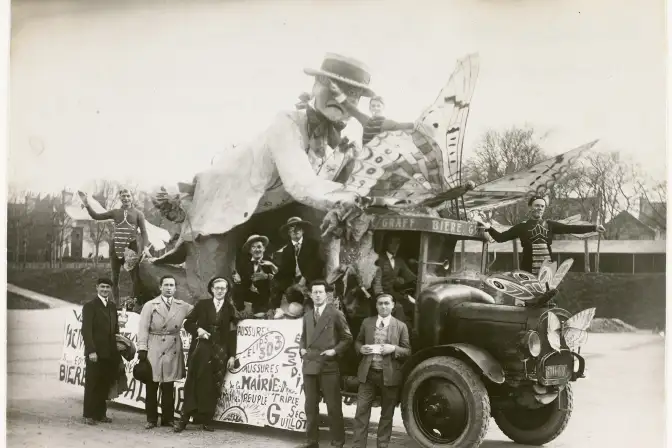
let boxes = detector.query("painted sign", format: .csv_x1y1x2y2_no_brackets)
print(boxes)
59,308,306,431
372,215,479,237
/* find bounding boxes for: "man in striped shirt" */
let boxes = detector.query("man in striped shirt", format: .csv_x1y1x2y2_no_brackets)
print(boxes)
81,189,149,303
328,81,414,146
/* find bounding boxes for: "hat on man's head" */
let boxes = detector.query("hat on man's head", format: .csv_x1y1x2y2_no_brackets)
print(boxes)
304,53,375,98
97,278,113,287
280,216,313,235
242,234,270,253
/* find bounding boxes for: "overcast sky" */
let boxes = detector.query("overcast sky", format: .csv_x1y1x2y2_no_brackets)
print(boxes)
8,0,667,194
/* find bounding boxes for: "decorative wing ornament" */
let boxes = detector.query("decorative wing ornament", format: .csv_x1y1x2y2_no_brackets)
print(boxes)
537,260,557,289
536,258,574,290
562,307,596,351
461,140,599,213
546,307,596,352
484,273,536,301
549,258,574,289
547,312,563,352
338,54,480,206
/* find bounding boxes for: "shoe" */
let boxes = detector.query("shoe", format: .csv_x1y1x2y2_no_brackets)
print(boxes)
201,424,214,432
145,422,157,429
160,419,174,427
96,416,112,423
82,418,97,426
173,421,187,433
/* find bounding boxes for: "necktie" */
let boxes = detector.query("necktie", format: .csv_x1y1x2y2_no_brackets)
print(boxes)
164,298,171,310
379,320,384,329
214,299,223,312
295,243,301,256
315,308,320,322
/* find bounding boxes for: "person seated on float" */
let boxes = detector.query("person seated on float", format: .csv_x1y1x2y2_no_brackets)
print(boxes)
475,195,605,276
372,234,416,325
326,81,415,146
272,217,325,314
232,234,278,318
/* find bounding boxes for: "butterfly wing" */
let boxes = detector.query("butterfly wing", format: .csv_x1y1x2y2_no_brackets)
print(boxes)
339,55,480,205
462,140,598,213
484,273,536,301
549,258,574,289
511,270,544,294
562,307,596,352
546,312,562,352
537,260,557,289
415,53,480,191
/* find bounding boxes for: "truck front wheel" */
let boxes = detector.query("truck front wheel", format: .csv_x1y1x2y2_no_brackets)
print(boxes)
493,384,573,446
401,356,490,448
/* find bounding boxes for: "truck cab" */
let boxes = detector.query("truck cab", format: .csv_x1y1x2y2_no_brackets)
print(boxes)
334,213,593,448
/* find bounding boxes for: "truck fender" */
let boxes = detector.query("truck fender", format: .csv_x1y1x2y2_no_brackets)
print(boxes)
403,343,505,384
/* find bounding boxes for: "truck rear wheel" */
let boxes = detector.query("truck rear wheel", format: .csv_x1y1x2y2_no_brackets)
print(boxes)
401,356,490,448
493,384,573,446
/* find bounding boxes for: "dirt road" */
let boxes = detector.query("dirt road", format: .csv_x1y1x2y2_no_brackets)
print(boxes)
7,306,665,447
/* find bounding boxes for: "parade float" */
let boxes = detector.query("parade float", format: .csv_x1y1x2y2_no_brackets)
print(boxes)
60,53,599,447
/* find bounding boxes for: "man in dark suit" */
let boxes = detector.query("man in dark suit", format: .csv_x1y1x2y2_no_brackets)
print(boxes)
297,279,353,448
81,278,121,425
372,234,416,324
233,234,278,316
274,217,325,310
352,293,411,448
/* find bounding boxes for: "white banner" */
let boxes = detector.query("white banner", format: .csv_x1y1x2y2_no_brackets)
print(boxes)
59,308,306,431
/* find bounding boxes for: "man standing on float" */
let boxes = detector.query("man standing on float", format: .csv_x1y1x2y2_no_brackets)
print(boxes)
81,189,148,302
476,196,605,275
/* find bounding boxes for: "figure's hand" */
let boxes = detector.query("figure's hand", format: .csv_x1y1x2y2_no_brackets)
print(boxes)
138,351,147,362
233,272,242,284
381,344,396,355
251,272,268,282
227,357,235,370
88,352,98,363
360,345,374,355
321,349,337,357
300,349,307,357
596,224,606,233
265,308,276,319
197,328,211,340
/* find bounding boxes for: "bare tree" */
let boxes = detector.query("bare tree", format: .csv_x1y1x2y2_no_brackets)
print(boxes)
465,126,548,225
50,190,73,267
560,152,635,239
636,180,667,235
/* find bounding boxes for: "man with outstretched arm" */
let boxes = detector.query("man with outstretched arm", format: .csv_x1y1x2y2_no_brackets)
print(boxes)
80,188,148,302
475,196,605,275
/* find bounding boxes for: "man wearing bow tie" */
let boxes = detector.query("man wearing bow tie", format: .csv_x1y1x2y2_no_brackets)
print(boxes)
233,234,278,316
352,293,411,448
137,275,193,429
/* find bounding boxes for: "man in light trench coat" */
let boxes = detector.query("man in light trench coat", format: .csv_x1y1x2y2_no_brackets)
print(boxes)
137,275,193,429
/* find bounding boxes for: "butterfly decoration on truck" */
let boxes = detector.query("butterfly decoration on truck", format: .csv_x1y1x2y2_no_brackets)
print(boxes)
483,258,575,302
546,307,596,352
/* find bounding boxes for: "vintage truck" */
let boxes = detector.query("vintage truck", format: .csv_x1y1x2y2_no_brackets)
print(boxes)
329,213,594,448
